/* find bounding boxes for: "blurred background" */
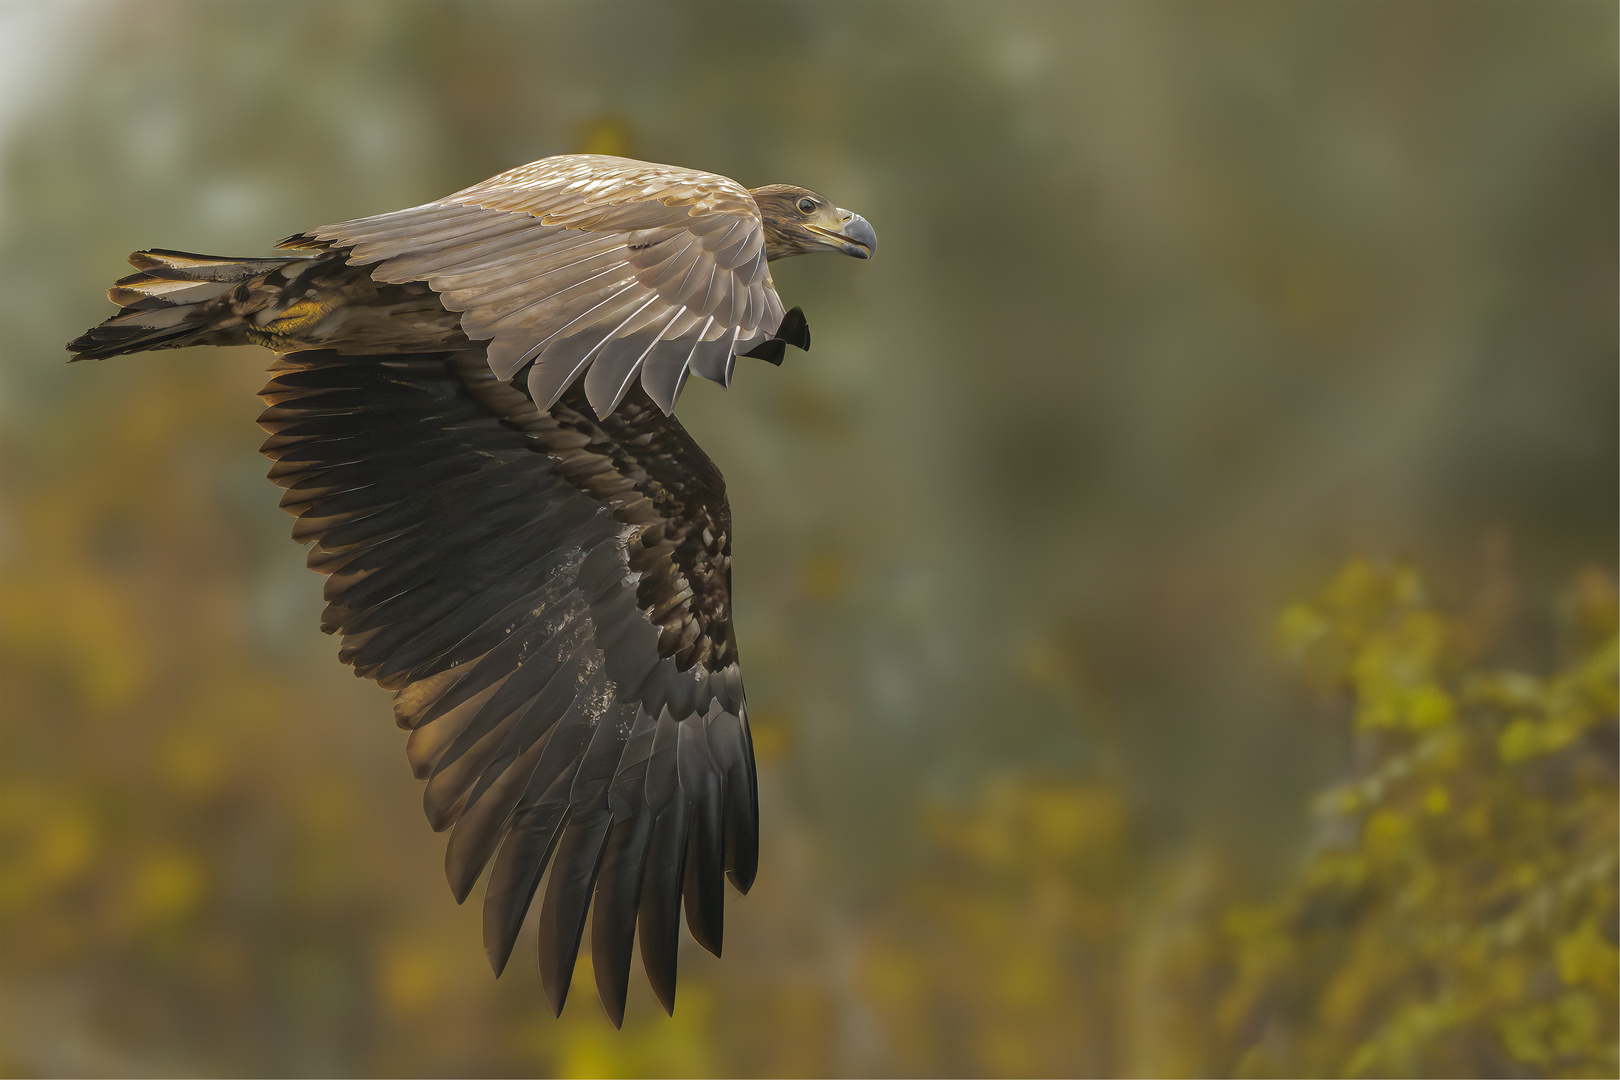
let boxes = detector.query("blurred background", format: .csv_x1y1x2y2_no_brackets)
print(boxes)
1,2,1615,1076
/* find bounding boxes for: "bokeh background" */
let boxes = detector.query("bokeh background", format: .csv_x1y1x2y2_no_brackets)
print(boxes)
2,2,1615,1076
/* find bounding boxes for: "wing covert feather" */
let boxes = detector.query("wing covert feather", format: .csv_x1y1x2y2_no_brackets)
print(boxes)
297,155,791,415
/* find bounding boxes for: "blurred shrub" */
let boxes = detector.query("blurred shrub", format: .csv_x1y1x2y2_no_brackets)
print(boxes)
852,559,1616,1079
860,777,1133,1076
1156,560,1618,1078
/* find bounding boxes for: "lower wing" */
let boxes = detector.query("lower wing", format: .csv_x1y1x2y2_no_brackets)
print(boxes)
258,346,759,1026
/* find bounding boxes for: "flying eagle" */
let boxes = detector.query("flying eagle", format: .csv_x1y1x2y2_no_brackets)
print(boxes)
67,154,877,1026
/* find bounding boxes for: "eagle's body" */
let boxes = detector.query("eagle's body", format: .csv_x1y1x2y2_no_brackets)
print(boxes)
68,155,875,1025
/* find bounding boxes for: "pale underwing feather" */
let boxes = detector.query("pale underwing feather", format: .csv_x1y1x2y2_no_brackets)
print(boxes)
307,154,786,413
461,262,634,339
688,325,740,386
428,234,622,293
529,292,661,409
441,257,632,326
584,305,685,416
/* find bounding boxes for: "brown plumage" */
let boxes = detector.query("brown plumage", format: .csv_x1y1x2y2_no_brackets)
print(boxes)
67,154,875,1026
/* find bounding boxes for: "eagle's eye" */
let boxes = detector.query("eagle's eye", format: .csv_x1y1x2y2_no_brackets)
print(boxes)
796,197,817,215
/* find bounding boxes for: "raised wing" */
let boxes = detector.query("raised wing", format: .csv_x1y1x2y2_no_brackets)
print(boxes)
257,344,758,1025
288,155,787,416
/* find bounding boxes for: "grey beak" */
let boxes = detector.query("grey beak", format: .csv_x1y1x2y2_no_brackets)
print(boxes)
834,211,877,259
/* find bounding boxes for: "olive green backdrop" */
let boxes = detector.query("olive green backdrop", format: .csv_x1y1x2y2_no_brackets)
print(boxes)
2,2,1615,1076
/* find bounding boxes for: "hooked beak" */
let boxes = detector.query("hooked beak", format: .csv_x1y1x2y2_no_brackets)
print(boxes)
812,209,877,259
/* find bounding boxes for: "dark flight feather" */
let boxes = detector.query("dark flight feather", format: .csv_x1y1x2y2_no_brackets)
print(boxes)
253,343,757,1024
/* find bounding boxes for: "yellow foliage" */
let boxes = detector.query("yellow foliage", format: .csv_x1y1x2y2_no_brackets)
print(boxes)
858,776,1134,1076
1187,562,1620,1078
129,851,207,927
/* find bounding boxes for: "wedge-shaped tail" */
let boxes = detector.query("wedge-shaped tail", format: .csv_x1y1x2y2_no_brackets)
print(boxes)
67,249,306,361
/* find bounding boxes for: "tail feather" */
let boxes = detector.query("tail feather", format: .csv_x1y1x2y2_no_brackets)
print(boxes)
68,249,310,361
126,248,295,279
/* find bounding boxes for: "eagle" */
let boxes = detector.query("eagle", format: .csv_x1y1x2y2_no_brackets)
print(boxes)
67,154,877,1026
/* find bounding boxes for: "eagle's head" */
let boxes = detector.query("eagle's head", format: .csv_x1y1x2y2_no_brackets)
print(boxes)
750,184,877,262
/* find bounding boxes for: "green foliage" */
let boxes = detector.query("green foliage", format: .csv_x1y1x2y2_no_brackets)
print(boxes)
1204,561,1619,1079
